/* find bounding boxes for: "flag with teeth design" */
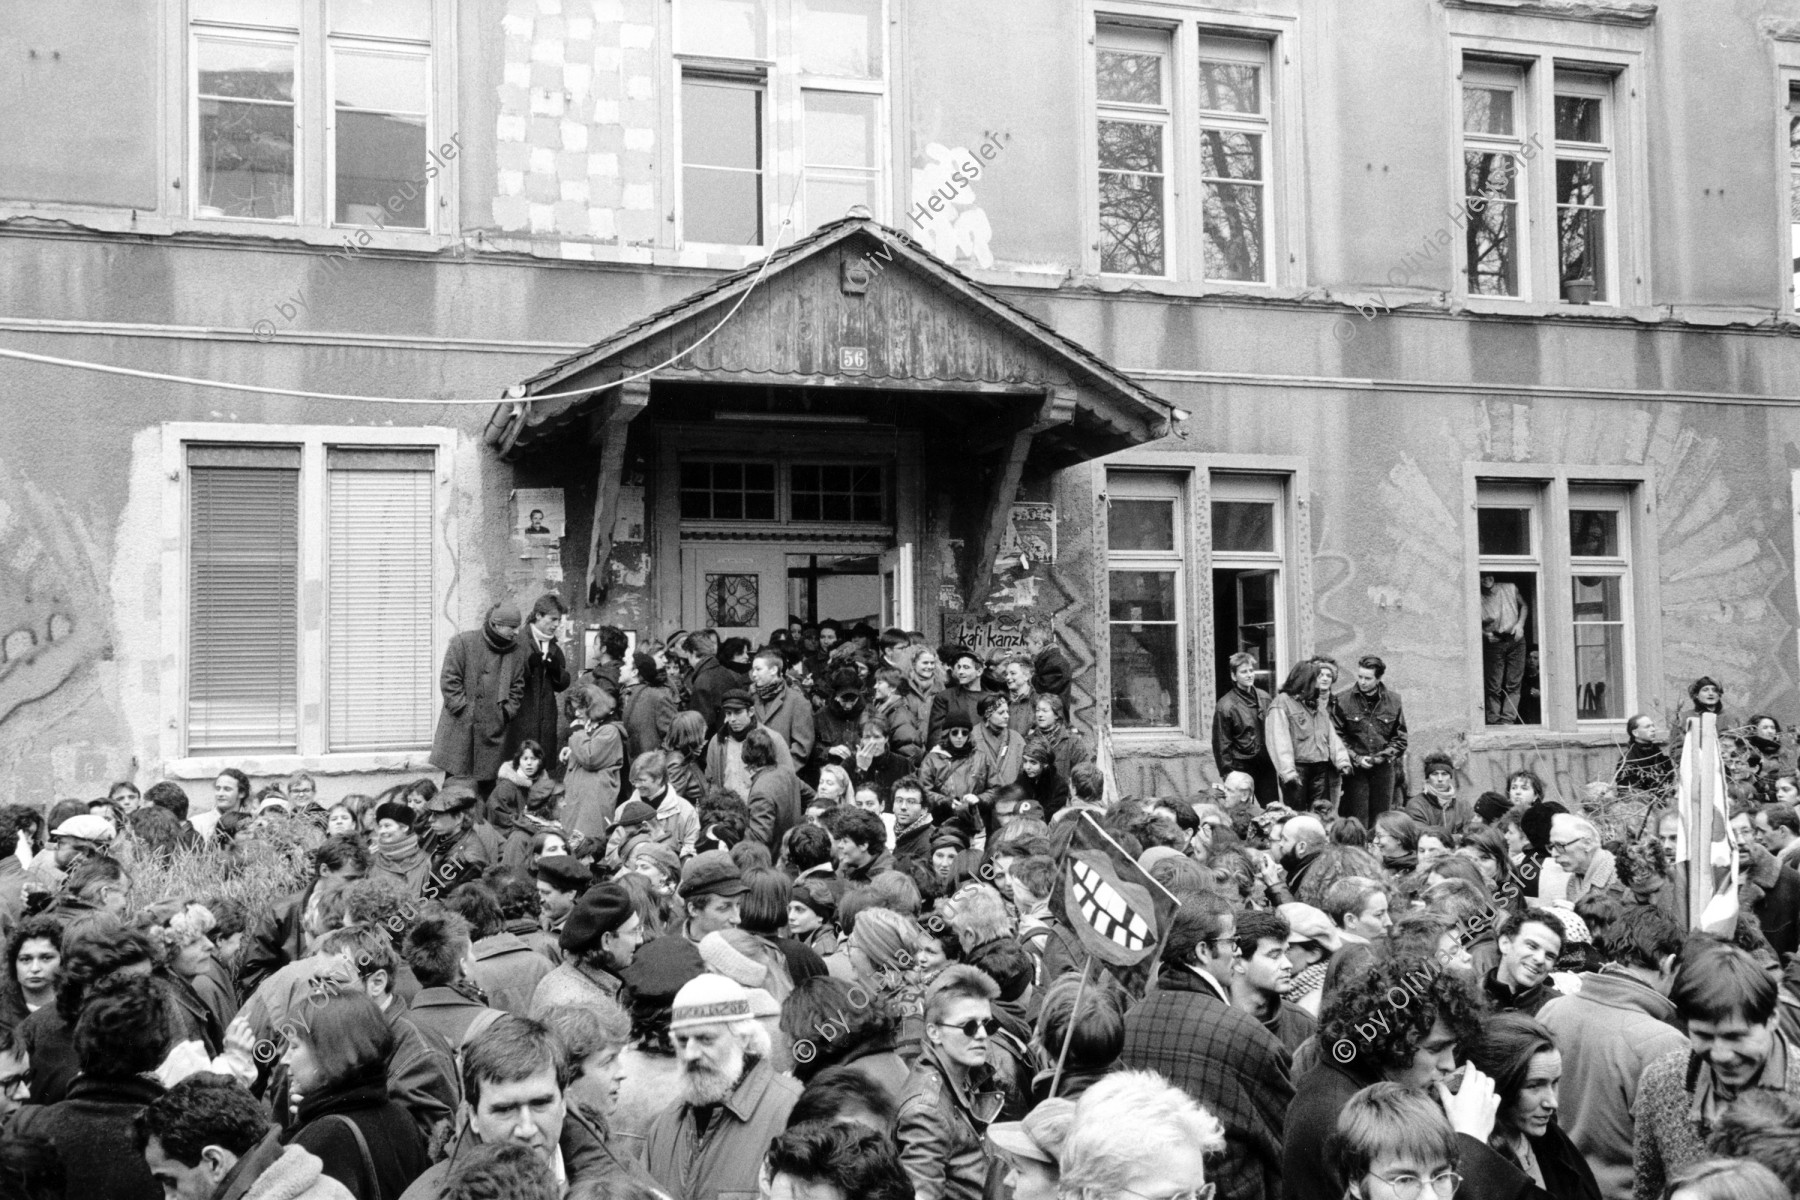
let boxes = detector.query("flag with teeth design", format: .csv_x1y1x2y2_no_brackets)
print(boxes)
1050,811,1181,973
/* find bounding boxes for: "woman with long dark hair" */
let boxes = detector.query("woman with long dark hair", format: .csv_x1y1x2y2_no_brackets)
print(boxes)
1372,811,1421,878
1264,660,1351,813
0,915,61,1031
621,650,679,762
1464,1014,1602,1200
661,711,709,806
280,991,428,1200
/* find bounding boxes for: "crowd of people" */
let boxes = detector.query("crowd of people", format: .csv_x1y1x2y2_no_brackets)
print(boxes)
0,599,1795,1200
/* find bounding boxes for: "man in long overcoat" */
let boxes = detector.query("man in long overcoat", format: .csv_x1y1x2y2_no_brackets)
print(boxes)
431,602,528,792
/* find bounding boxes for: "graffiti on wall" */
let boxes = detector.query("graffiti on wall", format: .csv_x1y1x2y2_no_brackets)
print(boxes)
0,473,108,728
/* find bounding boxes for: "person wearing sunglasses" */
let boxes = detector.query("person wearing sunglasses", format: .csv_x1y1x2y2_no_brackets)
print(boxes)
1056,1069,1225,1200
1331,1082,1464,1200
894,964,1007,1200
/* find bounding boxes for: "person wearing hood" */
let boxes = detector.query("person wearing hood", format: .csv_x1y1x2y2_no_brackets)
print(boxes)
561,680,626,844
369,801,433,896
430,602,529,794
506,594,571,773
929,647,988,747
920,716,990,839
1615,714,1675,799
812,668,868,769
1537,905,1687,1200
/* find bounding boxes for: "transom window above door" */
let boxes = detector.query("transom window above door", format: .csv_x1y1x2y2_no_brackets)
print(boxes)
678,457,889,526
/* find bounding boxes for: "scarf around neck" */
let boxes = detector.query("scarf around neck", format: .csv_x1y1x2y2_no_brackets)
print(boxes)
377,830,423,863
484,620,517,654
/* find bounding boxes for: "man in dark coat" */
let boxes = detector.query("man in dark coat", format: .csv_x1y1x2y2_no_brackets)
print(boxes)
1119,896,1293,1200
507,593,571,768
1214,652,1278,808
431,602,528,789
12,974,169,1200
929,646,988,747
684,629,744,736
1330,655,1407,825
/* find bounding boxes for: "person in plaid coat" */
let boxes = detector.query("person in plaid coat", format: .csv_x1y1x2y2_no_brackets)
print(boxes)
1118,895,1292,1200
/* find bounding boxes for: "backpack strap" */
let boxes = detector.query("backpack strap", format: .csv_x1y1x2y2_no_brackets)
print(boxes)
325,1113,380,1199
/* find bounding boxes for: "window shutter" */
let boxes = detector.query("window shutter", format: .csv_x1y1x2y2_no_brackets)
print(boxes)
188,447,301,753
327,449,435,751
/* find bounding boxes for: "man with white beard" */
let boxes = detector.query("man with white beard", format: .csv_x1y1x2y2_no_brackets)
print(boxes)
644,974,801,1200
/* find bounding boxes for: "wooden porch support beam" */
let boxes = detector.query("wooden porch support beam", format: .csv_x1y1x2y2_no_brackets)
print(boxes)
963,385,1077,608
585,380,651,605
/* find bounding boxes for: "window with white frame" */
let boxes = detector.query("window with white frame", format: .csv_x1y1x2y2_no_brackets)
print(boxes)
190,0,437,230
1095,19,1281,283
1458,53,1624,304
1107,473,1185,730
1554,72,1612,303
1476,482,1544,726
1568,487,1632,722
1474,479,1637,728
674,0,887,246
1096,25,1171,276
1210,474,1287,698
184,438,439,756
1790,85,1800,300
1196,34,1271,282
1462,62,1527,297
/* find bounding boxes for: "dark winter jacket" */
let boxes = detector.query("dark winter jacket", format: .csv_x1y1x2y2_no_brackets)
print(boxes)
645,1056,801,1200
9,1074,164,1200
893,1041,1005,1200
506,632,570,765
1331,682,1408,762
285,1078,430,1200
1213,684,1272,771
928,684,987,747
685,656,745,735
1119,965,1292,1200
623,683,679,761
430,628,527,781
468,931,555,1015
746,764,813,853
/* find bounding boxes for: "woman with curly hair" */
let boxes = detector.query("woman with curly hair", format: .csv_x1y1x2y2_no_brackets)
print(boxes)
0,915,62,1031
1284,952,1517,1200
661,711,710,806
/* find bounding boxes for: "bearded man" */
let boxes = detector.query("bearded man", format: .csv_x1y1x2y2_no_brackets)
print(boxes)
644,974,801,1200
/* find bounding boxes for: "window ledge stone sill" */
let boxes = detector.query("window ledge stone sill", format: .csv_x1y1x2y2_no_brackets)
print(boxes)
1464,727,1625,752
166,751,437,781
1109,732,1209,757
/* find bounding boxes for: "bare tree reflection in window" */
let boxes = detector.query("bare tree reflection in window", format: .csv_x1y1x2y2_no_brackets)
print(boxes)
1464,152,1519,296
1099,120,1165,275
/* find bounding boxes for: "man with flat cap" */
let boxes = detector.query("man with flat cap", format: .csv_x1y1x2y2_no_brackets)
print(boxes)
431,601,529,802
530,882,643,1012
421,785,503,897
533,854,591,947
622,850,748,1034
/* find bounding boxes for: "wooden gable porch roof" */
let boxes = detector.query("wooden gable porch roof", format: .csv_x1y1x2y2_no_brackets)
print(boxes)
484,217,1176,461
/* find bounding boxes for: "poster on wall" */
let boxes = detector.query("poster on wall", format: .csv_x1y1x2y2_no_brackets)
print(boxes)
945,611,1054,658
613,485,646,543
1000,503,1057,570
512,488,566,556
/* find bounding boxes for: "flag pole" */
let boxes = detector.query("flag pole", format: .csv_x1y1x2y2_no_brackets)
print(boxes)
1049,956,1094,1097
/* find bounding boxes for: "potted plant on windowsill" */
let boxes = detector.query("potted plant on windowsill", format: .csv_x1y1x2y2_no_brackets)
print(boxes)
1563,277,1596,305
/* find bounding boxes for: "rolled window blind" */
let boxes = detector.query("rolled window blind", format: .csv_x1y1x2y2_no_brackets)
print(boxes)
187,449,301,753
327,451,435,751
